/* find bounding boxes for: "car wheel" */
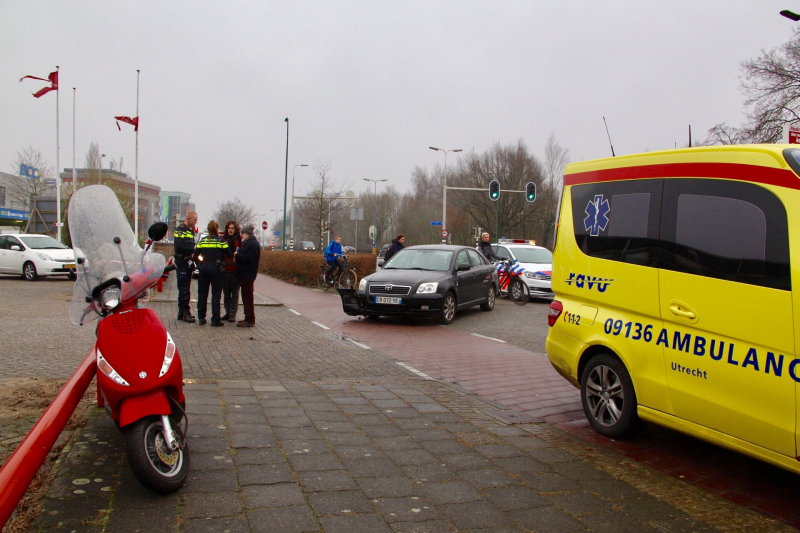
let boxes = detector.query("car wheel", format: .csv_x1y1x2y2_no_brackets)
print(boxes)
580,353,639,439
440,292,456,325
480,285,495,312
23,261,38,281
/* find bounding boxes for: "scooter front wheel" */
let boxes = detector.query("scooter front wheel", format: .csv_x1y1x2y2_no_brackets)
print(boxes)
124,415,189,493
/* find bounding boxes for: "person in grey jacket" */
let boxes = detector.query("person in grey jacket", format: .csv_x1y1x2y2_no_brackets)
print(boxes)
235,224,261,327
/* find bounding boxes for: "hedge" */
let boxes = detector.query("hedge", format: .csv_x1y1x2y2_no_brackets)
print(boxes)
258,251,377,286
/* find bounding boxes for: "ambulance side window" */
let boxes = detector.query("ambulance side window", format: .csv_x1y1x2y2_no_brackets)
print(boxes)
660,179,790,290
571,180,662,267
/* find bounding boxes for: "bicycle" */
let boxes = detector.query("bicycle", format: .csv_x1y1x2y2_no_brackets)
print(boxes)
495,257,529,305
317,255,358,291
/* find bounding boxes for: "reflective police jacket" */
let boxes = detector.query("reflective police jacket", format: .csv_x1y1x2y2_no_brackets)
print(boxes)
194,235,232,268
174,223,196,261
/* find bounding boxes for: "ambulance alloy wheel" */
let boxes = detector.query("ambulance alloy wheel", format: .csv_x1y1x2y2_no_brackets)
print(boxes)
580,353,639,439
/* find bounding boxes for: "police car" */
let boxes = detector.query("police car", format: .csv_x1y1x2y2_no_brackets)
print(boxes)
490,240,553,300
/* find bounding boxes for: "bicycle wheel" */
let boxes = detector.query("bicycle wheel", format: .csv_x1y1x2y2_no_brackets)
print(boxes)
508,277,529,306
317,267,330,290
339,269,357,289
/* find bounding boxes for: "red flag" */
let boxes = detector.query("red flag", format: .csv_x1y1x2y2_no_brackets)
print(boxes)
114,116,139,131
19,71,58,98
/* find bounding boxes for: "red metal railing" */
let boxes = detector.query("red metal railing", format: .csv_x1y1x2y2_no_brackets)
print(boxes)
0,350,96,527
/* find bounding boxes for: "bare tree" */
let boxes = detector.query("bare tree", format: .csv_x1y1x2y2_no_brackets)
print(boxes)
295,159,351,249
6,146,56,210
541,133,570,245
705,28,800,144
213,197,256,226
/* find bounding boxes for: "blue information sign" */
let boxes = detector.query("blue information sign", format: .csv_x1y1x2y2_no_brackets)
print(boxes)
430,221,443,226
0,208,31,220
274,230,281,236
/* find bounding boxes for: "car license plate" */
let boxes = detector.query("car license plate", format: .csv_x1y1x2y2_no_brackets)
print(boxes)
375,296,401,305
65,264,76,269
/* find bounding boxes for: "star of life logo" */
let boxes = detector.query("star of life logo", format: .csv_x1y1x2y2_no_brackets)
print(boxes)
584,194,610,236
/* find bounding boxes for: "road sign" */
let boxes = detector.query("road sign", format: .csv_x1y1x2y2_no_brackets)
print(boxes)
44,178,56,186
350,207,364,220
344,190,356,207
274,230,281,237
430,221,443,226
369,225,376,240
441,229,449,238
262,221,268,230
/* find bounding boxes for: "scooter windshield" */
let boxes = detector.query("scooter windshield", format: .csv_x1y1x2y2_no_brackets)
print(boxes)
69,185,166,325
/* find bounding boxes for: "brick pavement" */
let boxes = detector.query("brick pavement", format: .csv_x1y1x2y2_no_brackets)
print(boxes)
34,377,783,533
251,275,800,530
252,276,584,426
0,277,97,379
4,274,796,532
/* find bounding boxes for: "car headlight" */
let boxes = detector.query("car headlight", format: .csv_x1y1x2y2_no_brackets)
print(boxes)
159,333,177,378
36,252,54,261
524,272,547,280
97,348,130,386
416,282,438,294
99,286,121,309
358,278,367,291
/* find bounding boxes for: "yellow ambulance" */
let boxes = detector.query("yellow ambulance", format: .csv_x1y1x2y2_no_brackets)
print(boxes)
546,145,800,473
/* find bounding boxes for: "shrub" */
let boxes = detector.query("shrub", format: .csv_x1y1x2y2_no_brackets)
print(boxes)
258,251,377,286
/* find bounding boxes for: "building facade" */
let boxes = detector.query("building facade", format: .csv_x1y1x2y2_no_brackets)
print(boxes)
159,191,195,238
0,171,38,233
61,168,161,238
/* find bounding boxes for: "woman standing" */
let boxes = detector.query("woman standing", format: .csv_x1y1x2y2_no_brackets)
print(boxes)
221,220,241,322
194,220,232,327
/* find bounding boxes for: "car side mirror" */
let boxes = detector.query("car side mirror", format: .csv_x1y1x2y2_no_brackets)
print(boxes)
457,263,471,271
10,245,21,251
148,222,169,241
377,260,385,268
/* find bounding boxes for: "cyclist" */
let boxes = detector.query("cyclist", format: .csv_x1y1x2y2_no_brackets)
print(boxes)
324,236,344,285
477,232,501,262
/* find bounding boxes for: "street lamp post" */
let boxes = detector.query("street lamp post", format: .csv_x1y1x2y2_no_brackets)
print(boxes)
363,178,388,253
429,146,462,243
290,164,309,250
282,118,289,251
780,9,800,20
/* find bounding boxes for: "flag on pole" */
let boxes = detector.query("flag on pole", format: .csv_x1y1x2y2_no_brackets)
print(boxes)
114,116,139,131
19,71,58,98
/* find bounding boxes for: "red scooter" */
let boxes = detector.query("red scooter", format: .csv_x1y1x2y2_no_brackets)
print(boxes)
69,185,189,493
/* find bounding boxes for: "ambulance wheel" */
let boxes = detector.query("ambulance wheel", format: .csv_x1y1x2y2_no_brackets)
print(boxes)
580,354,639,439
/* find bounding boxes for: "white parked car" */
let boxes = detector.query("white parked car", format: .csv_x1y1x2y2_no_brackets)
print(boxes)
0,234,77,281
491,240,554,300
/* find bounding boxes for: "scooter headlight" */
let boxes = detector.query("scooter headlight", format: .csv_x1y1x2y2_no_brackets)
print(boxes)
99,286,121,310
159,332,176,378
97,349,130,386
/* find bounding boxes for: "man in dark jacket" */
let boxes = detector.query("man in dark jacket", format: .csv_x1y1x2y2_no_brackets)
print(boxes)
235,224,261,327
174,211,198,323
477,232,500,262
384,234,405,263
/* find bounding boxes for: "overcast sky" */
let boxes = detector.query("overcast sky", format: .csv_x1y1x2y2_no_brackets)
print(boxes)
2,1,795,231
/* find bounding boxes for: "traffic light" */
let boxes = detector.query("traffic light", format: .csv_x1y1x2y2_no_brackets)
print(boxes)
525,182,536,202
489,180,500,201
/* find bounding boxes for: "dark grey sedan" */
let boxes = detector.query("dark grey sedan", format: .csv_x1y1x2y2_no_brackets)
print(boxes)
338,245,498,324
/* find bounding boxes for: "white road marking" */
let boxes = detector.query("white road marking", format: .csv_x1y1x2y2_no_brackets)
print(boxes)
471,333,507,344
289,309,301,316
347,339,371,350
396,362,434,380
312,321,330,330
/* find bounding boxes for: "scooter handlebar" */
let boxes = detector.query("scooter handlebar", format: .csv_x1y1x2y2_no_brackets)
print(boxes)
164,264,177,273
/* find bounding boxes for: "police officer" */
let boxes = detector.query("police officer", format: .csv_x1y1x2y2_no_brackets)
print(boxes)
174,211,198,323
194,220,232,327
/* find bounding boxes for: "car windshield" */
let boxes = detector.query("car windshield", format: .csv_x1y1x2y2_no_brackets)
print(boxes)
18,236,69,250
384,249,453,271
512,247,552,263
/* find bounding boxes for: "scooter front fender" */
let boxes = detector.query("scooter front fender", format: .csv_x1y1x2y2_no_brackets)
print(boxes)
119,389,171,428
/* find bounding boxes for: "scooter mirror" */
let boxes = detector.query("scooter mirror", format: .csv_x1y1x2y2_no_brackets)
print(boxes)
148,222,169,241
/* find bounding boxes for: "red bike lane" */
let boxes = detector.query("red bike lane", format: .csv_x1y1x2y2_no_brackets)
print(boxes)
254,275,800,529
